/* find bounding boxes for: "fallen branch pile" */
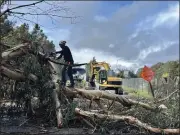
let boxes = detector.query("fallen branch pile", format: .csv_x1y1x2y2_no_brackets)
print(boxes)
75,108,180,134
0,43,179,134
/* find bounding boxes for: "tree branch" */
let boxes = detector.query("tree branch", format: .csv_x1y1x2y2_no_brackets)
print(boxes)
0,0,44,17
0,42,11,48
8,11,78,19
48,58,87,67
154,89,179,104
12,14,47,29
75,108,180,134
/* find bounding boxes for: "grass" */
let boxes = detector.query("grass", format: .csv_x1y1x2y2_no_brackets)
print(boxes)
122,86,153,99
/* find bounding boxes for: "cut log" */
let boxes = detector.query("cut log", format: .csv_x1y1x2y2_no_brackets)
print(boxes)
71,89,157,110
74,89,131,106
61,88,169,115
75,108,180,135
2,43,30,60
0,66,37,82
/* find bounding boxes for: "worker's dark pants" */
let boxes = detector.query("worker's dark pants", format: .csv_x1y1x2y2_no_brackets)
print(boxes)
61,62,74,86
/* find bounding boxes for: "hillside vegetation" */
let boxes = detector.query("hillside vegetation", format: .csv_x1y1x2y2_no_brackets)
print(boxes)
136,60,179,79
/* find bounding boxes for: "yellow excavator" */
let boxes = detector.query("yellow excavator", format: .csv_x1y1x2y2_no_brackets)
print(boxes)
85,57,123,94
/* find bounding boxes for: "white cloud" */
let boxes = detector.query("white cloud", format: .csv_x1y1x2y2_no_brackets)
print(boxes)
72,48,138,70
125,2,179,66
94,15,108,22
138,46,161,60
129,2,179,40
134,41,142,48
153,2,179,28
109,44,115,48
137,41,178,60
136,2,179,30
128,31,138,41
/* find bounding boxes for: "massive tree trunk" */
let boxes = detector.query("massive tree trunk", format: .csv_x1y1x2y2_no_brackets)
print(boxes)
48,60,64,128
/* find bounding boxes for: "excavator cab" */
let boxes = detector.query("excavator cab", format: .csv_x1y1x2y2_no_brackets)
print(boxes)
99,70,107,84
107,70,116,77
89,66,107,87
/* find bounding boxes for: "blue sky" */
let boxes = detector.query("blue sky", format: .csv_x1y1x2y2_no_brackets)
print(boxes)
2,1,179,71
97,1,133,17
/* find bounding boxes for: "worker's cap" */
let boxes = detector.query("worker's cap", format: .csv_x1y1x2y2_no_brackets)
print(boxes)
59,40,66,45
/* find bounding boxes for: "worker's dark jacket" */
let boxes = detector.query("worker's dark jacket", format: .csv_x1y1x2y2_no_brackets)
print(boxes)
56,46,74,63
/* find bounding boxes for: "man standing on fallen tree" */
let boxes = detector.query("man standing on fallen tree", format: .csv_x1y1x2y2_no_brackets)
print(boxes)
53,40,75,88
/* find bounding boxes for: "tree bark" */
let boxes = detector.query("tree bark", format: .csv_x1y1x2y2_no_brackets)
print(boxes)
47,60,64,127
52,88,63,128
1,43,30,60
66,88,162,112
0,66,37,82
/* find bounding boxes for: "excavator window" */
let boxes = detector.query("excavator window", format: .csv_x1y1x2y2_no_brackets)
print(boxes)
93,67,101,74
107,70,116,77
100,71,107,78
99,70,107,84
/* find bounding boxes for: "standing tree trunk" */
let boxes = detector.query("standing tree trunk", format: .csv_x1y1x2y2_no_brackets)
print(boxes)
48,60,64,127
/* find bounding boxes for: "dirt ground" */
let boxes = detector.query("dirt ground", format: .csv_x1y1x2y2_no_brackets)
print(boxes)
0,109,160,135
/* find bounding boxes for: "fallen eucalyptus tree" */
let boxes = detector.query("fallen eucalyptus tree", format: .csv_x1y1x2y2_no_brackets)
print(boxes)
0,43,179,134
1,43,64,127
